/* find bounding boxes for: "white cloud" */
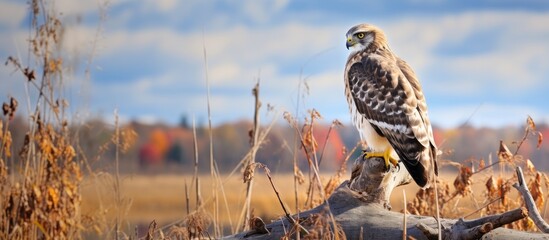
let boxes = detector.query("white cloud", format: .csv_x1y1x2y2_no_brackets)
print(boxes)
145,0,177,12
0,1,26,29
443,47,547,92
430,103,546,128
383,11,549,95
209,63,243,85
85,22,340,66
240,0,289,22
201,23,340,66
51,0,104,16
95,73,184,105
66,21,342,101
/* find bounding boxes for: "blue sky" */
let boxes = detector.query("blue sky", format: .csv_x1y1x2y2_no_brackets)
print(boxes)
1,0,549,128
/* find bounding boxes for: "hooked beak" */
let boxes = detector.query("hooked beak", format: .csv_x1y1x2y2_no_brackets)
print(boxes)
346,37,354,50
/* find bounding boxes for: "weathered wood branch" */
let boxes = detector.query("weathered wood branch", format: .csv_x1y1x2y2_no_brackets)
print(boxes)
223,157,549,239
513,166,549,233
348,153,412,209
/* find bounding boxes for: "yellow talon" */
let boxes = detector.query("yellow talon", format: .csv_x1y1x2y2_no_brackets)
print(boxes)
364,148,399,169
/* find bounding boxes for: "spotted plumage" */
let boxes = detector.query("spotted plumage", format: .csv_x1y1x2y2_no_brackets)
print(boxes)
344,24,438,188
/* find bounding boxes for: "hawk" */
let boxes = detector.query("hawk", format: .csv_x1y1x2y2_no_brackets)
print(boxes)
344,23,438,188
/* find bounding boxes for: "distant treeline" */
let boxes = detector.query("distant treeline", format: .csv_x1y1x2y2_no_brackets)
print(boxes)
5,115,549,173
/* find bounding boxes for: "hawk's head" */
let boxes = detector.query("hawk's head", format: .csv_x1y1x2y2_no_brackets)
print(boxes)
346,24,388,52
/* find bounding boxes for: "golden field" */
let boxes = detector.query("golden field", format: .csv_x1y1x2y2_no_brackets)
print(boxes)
80,169,535,235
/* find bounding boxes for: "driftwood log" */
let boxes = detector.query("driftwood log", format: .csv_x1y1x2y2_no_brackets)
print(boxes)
224,156,549,239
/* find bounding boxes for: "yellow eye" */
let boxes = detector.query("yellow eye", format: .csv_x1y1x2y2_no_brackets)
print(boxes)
357,33,365,39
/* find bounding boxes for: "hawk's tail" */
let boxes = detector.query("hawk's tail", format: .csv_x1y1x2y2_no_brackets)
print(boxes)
401,144,438,188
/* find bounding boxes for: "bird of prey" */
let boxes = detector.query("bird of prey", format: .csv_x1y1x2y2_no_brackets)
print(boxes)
344,23,438,188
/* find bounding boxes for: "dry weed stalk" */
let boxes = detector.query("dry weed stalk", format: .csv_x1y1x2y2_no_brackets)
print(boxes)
146,220,158,240
241,79,262,232
402,189,407,240
283,109,348,239
167,90,279,237
407,180,450,217
78,111,137,238
243,162,293,222
167,224,189,240
301,110,322,208
453,164,473,197
323,143,356,197
185,210,212,239
284,109,338,209
0,1,138,239
1,1,83,238
528,172,545,210
406,116,548,233
300,212,345,240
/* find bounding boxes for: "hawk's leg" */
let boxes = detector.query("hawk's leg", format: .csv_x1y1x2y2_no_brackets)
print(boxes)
363,148,399,171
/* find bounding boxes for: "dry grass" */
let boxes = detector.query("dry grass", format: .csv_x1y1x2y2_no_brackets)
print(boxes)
82,173,412,218
1,1,85,239
77,168,549,235
81,174,310,228
78,169,547,230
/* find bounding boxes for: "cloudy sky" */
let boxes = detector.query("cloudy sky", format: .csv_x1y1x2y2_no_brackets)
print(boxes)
1,0,549,128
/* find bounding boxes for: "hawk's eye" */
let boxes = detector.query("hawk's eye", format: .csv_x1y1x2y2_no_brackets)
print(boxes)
357,33,365,39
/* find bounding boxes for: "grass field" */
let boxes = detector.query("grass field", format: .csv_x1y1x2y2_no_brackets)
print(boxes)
81,173,311,230
80,168,535,236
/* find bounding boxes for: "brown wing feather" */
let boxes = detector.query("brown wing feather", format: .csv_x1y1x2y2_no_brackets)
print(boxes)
396,58,438,177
